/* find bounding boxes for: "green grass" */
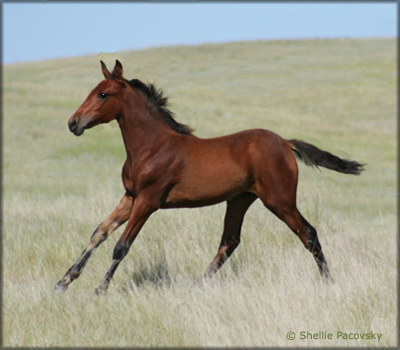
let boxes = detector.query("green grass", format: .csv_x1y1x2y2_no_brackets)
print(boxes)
3,38,396,347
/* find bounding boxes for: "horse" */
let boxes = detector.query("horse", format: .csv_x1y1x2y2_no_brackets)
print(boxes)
53,60,365,295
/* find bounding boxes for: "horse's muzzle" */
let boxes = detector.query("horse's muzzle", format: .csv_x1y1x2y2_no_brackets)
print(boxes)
68,118,85,136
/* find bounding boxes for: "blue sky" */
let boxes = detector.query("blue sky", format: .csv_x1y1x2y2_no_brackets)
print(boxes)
3,2,397,64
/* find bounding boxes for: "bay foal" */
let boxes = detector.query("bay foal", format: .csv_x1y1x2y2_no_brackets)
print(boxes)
53,61,364,295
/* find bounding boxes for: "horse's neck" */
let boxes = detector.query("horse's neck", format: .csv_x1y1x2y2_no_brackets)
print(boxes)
117,97,171,162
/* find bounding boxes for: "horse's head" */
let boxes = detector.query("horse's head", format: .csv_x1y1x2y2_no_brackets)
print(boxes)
68,60,126,136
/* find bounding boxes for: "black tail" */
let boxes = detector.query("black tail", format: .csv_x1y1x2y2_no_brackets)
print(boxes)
288,139,365,175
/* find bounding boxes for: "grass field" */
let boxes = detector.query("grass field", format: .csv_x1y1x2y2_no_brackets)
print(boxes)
3,38,396,347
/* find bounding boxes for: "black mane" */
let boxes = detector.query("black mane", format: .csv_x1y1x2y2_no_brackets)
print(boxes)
126,79,193,135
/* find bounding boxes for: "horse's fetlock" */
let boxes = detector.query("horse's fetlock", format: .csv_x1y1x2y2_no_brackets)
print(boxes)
67,267,80,279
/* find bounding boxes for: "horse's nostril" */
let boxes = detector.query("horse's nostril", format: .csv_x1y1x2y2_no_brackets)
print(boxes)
69,119,78,132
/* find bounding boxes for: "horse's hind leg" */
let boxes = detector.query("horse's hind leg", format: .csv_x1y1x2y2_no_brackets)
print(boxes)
53,193,133,293
299,214,332,280
263,200,332,281
200,192,257,280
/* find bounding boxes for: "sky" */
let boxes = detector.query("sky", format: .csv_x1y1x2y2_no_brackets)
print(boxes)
3,2,397,64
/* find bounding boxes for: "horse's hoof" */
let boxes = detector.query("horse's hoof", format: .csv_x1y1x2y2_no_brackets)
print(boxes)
93,283,108,296
93,288,107,296
52,282,68,294
323,274,334,284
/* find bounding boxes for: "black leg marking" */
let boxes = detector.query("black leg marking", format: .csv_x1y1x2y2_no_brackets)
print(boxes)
93,260,121,296
301,216,333,281
113,241,130,261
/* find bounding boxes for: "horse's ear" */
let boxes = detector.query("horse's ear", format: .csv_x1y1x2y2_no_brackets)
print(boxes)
101,61,111,79
112,60,124,80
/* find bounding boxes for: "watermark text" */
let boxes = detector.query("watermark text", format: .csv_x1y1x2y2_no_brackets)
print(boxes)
286,331,382,342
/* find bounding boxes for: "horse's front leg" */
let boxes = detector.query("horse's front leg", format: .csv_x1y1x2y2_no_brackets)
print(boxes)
94,196,158,295
53,193,133,293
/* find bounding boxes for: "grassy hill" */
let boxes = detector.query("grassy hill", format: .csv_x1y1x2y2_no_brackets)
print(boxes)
3,38,396,347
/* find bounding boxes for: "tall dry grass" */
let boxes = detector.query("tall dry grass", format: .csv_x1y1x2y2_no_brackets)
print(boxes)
3,38,396,347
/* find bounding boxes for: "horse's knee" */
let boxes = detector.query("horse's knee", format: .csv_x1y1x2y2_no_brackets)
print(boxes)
112,241,130,261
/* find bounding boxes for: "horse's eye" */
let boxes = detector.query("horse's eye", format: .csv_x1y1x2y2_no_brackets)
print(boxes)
99,93,108,99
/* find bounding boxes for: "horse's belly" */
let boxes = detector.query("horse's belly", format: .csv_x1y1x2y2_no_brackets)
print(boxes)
162,169,248,208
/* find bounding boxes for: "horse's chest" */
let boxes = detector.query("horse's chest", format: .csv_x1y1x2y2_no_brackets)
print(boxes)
121,159,172,196
121,161,136,194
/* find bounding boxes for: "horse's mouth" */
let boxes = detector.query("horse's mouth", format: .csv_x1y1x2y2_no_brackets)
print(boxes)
72,126,86,136
74,129,85,136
